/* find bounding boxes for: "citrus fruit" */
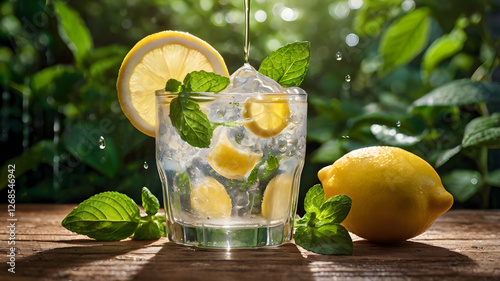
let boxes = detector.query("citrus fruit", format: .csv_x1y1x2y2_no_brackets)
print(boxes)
318,146,454,243
242,95,290,138
117,30,229,136
262,173,294,221
191,177,232,219
207,133,262,179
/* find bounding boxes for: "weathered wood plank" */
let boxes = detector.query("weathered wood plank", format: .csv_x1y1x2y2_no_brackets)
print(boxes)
0,205,499,280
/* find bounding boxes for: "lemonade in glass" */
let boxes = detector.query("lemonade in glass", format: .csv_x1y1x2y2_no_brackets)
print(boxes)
155,63,307,248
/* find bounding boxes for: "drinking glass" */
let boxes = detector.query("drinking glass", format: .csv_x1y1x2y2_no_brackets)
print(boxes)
155,90,307,248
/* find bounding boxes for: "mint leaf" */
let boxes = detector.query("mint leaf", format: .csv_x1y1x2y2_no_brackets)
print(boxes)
133,217,166,241
246,155,279,188
175,172,192,194
303,184,325,214
318,195,352,224
294,223,353,255
258,41,310,87
141,187,160,216
294,185,353,255
61,191,140,241
261,155,279,180
170,94,213,148
182,70,230,92
165,78,182,92
166,71,229,148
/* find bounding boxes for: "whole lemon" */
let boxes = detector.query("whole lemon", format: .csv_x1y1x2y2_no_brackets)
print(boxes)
318,146,453,243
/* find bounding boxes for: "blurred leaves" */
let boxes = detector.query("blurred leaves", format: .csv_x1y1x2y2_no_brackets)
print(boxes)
411,80,500,109
54,1,93,63
1,0,499,209
462,113,500,148
378,8,431,77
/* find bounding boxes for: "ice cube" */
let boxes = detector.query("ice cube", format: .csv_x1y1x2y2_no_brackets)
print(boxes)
221,63,283,94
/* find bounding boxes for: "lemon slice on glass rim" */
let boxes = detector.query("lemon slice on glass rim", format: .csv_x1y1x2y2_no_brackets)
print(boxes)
117,30,229,137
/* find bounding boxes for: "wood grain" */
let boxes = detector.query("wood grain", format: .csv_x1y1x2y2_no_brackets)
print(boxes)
0,205,499,280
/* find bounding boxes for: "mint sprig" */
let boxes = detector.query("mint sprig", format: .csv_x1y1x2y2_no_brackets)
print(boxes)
258,41,311,87
169,94,214,148
61,187,165,241
166,71,230,148
294,184,353,255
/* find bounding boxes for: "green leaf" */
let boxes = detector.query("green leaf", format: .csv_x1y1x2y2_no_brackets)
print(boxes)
54,1,93,63
182,70,230,92
141,187,160,216
175,172,192,194
63,121,120,177
379,8,431,77
488,169,500,187
133,219,166,240
411,80,500,110
258,42,310,87
442,170,483,203
294,224,353,255
165,78,183,92
0,140,56,190
61,192,140,241
462,113,500,148
353,0,403,37
303,184,325,214
310,139,344,163
295,184,353,255
260,155,279,181
318,195,352,224
435,145,462,168
169,94,213,148
370,124,421,146
30,65,85,105
422,28,467,78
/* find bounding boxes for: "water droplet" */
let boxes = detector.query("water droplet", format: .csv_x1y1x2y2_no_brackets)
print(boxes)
341,135,350,139
99,136,106,149
336,52,342,61
345,75,351,82
471,178,478,185
396,121,401,127
143,161,149,169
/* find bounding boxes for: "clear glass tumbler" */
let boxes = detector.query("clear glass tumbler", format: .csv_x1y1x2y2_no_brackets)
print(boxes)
155,90,307,248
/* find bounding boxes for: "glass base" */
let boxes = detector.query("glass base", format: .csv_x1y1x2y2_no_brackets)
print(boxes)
167,220,293,249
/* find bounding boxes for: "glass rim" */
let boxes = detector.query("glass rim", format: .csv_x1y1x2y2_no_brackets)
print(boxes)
155,89,307,97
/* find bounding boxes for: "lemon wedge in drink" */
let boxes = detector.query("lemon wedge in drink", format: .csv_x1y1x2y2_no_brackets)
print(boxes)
262,173,294,220
207,133,262,179
243,95,290,138
191,177,232,219
117,30,229,136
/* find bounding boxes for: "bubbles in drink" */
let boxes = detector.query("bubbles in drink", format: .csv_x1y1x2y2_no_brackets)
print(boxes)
99,136,106,149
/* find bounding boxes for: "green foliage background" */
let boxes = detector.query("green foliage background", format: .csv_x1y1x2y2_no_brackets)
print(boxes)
1,0,500,210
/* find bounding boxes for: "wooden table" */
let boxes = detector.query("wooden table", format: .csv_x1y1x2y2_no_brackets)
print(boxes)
0,205,499,280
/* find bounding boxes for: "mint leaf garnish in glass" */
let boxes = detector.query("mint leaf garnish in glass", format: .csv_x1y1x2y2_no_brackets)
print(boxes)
166,71,230,148
169,94,214,148
294,184,353,255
